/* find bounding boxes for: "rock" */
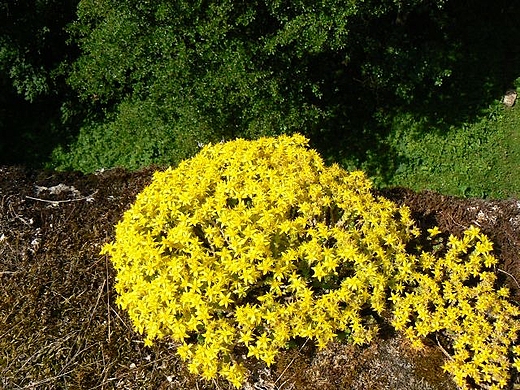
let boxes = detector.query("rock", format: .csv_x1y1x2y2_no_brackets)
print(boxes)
503,89,517,107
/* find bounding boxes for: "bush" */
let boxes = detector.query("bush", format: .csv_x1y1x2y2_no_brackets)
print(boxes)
60,0,455,172
390,226,520,389
103,134,520,388
102,134,420,386
51,99,198,172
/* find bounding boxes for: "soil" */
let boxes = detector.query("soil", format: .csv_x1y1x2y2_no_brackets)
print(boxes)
0,165,518,390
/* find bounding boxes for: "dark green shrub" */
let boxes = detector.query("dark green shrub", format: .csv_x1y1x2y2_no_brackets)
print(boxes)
59,0,453,172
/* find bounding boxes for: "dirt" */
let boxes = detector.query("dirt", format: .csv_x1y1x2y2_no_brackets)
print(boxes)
0,165,518,390
381,187,520,300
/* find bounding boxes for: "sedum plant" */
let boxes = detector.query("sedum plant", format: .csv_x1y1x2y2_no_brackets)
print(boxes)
102,134,520,388
102,134,420,386
390,226,520,390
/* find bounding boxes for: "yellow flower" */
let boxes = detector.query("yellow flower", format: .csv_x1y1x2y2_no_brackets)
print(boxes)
312,263,327,281
218,292,234,308
288,272,306,292
341,276,364,291
235,304,261,328
220,363,246,388
238,329,254,346
414,320,431,337
257,257,274,275
475,236,493,254
177,343,193,361
464,225,481,240
170,320,188,340
427,226,442,238
260,346,278,366
273,322,291,346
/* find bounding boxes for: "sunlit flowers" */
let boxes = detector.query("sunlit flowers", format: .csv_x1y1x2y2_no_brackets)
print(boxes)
102,134,520,389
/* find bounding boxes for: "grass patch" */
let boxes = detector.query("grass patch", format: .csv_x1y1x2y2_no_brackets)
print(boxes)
377,101,520,199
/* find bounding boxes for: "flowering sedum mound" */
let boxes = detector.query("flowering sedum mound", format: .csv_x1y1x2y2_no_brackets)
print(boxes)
391,226,520,390
102,134,520,388
102,134,420,385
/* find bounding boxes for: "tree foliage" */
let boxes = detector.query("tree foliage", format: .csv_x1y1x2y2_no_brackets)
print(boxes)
57,0,454,171
0,0,79,165
0,0,74,101
2,1,519,176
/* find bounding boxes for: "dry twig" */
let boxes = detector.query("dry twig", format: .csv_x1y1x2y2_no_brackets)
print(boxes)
25,190,99,205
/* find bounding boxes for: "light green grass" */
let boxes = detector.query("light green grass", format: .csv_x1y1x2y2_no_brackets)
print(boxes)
380,101,520,199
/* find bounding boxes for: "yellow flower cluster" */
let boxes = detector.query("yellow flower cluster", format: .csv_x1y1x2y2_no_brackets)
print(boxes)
102,134,420,387
102,134,520,389
390,226,520,390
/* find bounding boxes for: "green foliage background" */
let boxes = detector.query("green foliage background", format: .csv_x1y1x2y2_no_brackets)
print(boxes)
1,0,519,198
0,0,80,165
55,0,455,171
